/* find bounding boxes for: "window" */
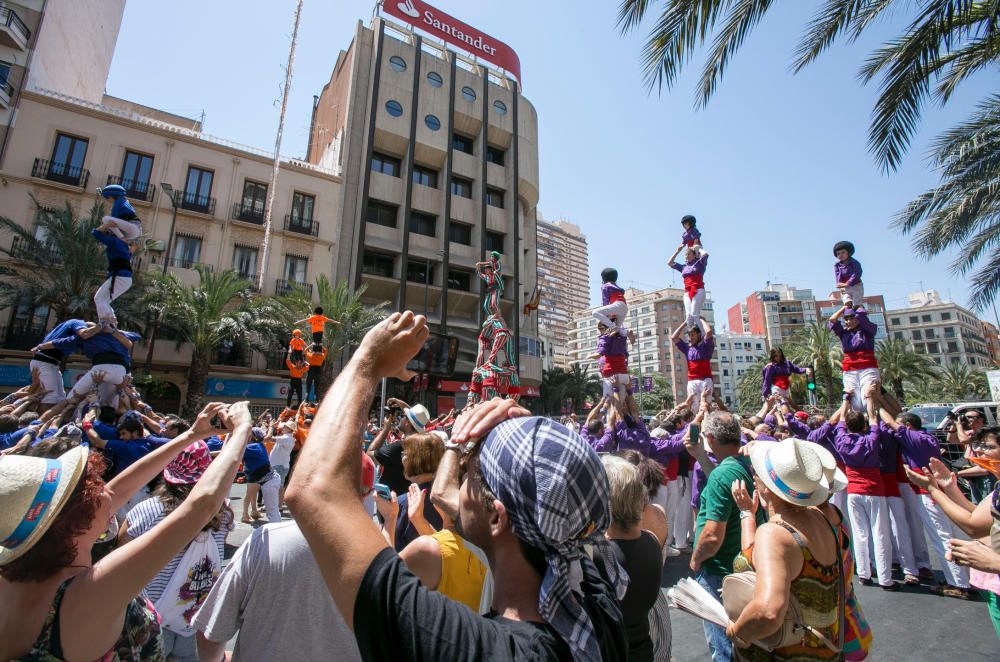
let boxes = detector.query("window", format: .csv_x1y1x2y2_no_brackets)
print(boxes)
238,180,267,222
909,316,919,324
450,176,472,198
461,86,476,102
408,211,436,237
947,341,959,353
944,327,955,338
48,133,89,184
172,235,202,268
424,114,441,131
426,71,443,87
941,312,952,321
486,187,504,209
891,318,900,326
894,331,904,340
371,152,401,177
452,133,474,154
119,150,153,196
447,268,472,291
183,166,214,212
493,100,507,115
922,314,932,323
914,343,925,353
486,231,504,253
0,62,9,88
362,252,394,277
385,100,403,117
950,356,960,364
407,260,434,284
232,245,258,279
486,145,505,166
723,369,730,377
290,191,315,223
912,330,922,340
366,200,398,228
389,55,407,72
927,342,940,354
925,328,936,339
412,165,438,188
284,255,308,284
448,221,472,245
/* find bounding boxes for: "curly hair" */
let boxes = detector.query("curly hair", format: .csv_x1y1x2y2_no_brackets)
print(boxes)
0,453,106,583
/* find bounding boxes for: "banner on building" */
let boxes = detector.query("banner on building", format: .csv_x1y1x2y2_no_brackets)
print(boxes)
205,377,287,400
988,370,1000,402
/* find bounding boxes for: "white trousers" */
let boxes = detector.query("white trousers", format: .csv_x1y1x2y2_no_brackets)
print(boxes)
94,275,133,323
29,360,66,404
665,476,693,548
842,367,880,412
601,373,631,398
683,288,706,328
832,489,847,519
840,283,864,307
886,495,918,576
260,474,282,523
847,493,892,586
593,301,628,334
898,483,931,569
919,494,971,588
103,215,142,241
70,363,127,407
687,378,713,413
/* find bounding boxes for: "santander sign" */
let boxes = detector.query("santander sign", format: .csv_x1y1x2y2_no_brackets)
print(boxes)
383,0,522,83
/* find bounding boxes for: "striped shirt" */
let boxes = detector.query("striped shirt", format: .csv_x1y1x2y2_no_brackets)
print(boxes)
126,497,234,602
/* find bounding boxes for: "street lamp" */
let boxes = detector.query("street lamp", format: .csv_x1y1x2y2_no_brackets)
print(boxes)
142,183,180,377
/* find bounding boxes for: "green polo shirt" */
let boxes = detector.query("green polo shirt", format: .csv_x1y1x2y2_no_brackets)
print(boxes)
694,454,764,576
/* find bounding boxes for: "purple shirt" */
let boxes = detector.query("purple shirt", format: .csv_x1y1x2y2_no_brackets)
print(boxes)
650,428,687,465
682,227,701,245
601,281,626,307
834,257,863,286
615,418,651,457
785,414,810,440
674,337,715,362
670,253,709,279
894,426,942,470
877,423,899,474
580,422,615,454
597,333,627,358
808,422,843,465
828,311,877,354
761,360,807,398
833,422,882,469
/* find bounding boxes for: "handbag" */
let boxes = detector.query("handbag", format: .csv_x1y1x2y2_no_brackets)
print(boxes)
722,514,845,653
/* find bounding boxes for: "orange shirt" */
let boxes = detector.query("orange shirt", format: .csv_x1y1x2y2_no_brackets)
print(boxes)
289,336,306,351
307,314,335,333
305,347,327,367
286,359,307,379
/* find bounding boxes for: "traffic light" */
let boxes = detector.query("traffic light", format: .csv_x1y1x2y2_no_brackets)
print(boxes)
806,365,816,391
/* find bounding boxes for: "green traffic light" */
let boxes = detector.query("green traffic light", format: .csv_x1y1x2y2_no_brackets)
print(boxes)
807,382,816,390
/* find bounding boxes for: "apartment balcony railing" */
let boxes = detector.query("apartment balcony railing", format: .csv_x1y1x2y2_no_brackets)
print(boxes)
32,158,89,188
263,348,289,371
8,235,59,263
105,175,156,203
177,190,216,215
1,322,47,351
214,342,252,368
168,257,213,271
0,74,12,107
0,7,30,50
283,214,319,237
232,202,264,225
235,271,261,292
275,278,312,297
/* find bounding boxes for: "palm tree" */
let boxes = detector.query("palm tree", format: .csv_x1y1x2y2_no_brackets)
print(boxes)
0,200,130,322
875,337,938,401
281,275,388,397
784,321,843,407
560,364,602,413
141,267,290,417
735,355,768,413
933,363,989,401
540,367,571,415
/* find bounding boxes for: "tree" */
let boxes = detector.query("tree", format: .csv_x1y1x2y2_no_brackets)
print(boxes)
784,322,843,407
141,267,290,417
540,364,602,414
629,369,675,416
616,1,1000,309
281,275,388,397
539,367,571,415
933,363,989,402
0,199,145,324
875,337,938,401
735,355,768,414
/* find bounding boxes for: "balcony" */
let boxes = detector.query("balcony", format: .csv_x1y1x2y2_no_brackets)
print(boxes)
283,214,319,237
235,271,261,292
177,190,216,216
32,158,89,188
1,322,46,351
105,175,155,203
263,348,288,371
232,202,264,225
214,342,252,368
8,235,59,263
168,257,213,271
275,278,312,297
0,7,30,50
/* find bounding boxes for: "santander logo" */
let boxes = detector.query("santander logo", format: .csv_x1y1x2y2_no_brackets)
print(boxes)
397,0,420,18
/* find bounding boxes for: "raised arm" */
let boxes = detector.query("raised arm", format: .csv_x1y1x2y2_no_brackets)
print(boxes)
671,322,687,342
829,305,847,323
585,396,608,427
668,245,684,265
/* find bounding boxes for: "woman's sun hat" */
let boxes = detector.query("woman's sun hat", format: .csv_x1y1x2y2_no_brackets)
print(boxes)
163,440,211,485
0,445,89,566
750,438,846,508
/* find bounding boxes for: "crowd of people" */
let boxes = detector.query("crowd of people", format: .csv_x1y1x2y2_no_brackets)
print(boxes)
0,215,999,660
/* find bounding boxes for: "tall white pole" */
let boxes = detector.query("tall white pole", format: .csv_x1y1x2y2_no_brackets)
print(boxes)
258,0,303,293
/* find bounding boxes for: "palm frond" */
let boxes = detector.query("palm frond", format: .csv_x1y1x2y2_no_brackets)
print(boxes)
616,0,654,34
793,0,870,73
697,0,777,107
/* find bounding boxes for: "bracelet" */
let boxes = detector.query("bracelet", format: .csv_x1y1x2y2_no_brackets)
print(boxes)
739,510,754,520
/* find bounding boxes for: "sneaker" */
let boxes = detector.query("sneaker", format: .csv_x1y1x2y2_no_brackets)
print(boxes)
931,584,970,599
880,582,899,592
664,546,681,557
903,574,921,586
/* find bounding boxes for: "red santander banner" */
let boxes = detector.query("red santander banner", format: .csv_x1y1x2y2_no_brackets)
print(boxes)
383,0,522,83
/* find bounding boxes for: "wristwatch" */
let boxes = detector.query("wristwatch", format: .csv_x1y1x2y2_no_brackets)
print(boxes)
739,510,754,520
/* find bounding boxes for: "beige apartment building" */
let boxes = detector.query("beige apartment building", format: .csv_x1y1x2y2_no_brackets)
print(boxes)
569,287,720,405
887,291,996,369
306,17,542,408
536,215,589,370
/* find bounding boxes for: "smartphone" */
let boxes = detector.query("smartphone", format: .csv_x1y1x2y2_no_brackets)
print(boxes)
210,414,222,429
374,483,392,500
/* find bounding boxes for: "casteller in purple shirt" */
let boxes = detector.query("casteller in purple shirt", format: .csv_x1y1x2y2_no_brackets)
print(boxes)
834,256,862,287
893,425,942,470
580,421,615,454
828,309,877,354
807,421,844,465
833,422,882,469
615,416,651,457
650,427,687,465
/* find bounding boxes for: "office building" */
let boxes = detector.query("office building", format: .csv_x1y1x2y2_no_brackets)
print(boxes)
715,333,767,408
536,215,589,369
887,291,994,368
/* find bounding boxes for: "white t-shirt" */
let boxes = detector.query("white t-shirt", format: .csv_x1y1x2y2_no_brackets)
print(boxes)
269,433,295,467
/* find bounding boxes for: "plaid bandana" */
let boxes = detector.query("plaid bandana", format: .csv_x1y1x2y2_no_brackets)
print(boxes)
478,417,628,662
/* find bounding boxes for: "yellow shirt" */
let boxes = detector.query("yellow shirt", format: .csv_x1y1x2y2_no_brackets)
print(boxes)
431,530,486,612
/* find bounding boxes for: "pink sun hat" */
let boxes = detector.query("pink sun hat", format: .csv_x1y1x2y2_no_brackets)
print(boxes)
163,440,212,485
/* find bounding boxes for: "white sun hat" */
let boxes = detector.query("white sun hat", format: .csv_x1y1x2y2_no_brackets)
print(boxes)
750,438,845,508
0,445,89,566
404,404,430,433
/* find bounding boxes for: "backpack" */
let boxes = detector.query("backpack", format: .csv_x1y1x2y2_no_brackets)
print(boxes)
153,530,222,635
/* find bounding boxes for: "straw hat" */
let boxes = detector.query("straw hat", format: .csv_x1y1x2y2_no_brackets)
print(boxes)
404,405,430,433
0,446,89,566
750,438,846,508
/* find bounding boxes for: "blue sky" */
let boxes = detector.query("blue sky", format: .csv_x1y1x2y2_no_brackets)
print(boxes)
107,1,1000,326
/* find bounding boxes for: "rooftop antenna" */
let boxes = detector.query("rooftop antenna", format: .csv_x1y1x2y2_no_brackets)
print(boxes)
258,0,303,293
